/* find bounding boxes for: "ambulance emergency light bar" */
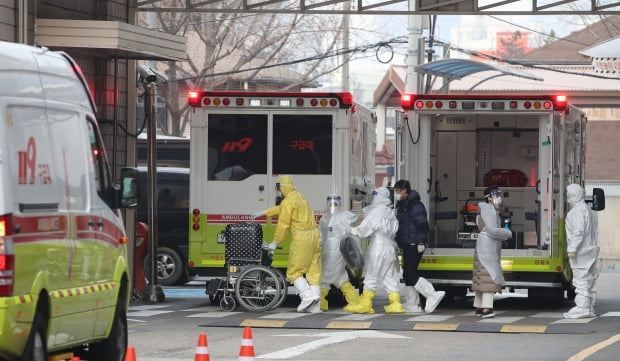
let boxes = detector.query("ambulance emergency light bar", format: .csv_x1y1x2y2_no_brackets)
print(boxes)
188,90,354,109
401,94,568,112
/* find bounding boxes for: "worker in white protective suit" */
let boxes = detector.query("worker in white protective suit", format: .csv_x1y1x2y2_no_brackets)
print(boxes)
318,194,360,311
251,175,321,312
344,187,404,314
471,186,512,319
564,183,599,319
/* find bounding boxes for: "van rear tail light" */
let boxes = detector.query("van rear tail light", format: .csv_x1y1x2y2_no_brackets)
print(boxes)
0,214,14,238
0,214,15,296
0,254,14,296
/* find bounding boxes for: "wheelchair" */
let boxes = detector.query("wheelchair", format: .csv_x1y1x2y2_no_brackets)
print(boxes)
206,223,288,312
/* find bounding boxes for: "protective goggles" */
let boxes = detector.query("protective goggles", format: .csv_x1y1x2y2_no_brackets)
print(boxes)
327,194,342,202
485,189,503,198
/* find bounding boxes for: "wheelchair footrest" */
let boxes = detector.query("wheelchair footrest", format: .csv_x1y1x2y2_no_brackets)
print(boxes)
205,278,225,296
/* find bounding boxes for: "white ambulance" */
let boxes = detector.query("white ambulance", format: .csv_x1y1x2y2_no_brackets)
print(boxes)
397,93,605,303
186,91,376,280
0,41,134,361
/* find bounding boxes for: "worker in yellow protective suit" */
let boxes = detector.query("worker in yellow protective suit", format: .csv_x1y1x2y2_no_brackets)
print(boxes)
251,175,322,312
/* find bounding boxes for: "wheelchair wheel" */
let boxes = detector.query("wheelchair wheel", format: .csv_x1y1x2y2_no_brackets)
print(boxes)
234,266,282,312
269,268,288,310
220,295,237,311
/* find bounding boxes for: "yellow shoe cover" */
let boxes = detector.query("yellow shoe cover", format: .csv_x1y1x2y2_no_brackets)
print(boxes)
384,292,405,314
344,290,375,314
320,288,329,311
340,282,361,307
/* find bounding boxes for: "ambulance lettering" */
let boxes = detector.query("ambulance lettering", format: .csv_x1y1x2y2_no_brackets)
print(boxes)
290,139,314,151
37,216,62,231
221,137,252,152
17,137,51,185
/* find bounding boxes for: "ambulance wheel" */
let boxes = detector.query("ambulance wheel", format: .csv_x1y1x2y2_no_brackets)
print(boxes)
87,289,128,361
20,310,47,361
144,247,186,286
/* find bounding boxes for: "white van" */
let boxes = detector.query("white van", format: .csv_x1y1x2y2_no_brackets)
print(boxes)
0,41,135,361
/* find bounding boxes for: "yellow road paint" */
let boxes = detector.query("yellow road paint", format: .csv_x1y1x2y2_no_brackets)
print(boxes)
48,352,73,361
413,323,459,331
500,325,547,333
567,333,620,361
325,321,372,329
241,319,287,327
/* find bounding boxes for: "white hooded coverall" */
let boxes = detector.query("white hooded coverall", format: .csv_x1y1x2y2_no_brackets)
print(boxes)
564,183,599,318
319,210,358,289
352,188,400,293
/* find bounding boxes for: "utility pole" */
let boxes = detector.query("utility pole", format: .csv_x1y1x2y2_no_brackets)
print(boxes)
397,3,428,194
341,0,351,92
143,79,165,303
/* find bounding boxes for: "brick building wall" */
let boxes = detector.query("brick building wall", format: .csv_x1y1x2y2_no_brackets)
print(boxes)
0,1,16,41
586,121,620,180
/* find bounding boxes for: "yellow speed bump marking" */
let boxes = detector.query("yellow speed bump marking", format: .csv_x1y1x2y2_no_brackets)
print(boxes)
500,325,547,333
413,323,459,331
48,352,74,361
241,319,287,328
326,321,372,329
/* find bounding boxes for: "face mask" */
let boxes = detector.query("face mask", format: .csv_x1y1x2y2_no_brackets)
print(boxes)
394,192,402,202
492,196,503,210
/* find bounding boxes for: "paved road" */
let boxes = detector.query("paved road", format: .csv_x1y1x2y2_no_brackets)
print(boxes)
128,269,620,361
129,270,620,336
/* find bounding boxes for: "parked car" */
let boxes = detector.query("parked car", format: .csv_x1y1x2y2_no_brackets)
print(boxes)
124,166,192,286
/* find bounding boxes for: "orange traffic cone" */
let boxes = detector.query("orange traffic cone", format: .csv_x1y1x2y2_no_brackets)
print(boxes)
194,333,211,361
238,326,256,361
70,357,80,361
124,346,137,361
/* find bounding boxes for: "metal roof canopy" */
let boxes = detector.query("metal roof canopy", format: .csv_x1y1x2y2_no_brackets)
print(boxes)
416,59,543,93
579,36,620,57
133,0,620,15
36,19,187,61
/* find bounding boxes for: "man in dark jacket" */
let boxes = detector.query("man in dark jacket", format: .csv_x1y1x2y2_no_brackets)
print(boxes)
394,179,445,313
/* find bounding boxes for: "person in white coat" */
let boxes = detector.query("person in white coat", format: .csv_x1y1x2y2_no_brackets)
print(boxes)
472,186,512,319
344,187,404,314
318,194,360,311
564,183,600,319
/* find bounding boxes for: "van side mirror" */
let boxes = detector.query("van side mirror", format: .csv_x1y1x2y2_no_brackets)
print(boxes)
590,187,605,211
120,167,139,209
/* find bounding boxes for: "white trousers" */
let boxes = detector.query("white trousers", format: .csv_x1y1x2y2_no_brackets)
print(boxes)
473,292,494,309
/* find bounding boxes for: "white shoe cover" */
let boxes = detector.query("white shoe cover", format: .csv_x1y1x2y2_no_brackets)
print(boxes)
563,306,594,319
294,279,319,312
424,290,445,313
402,286,424,313
305,302,322,313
